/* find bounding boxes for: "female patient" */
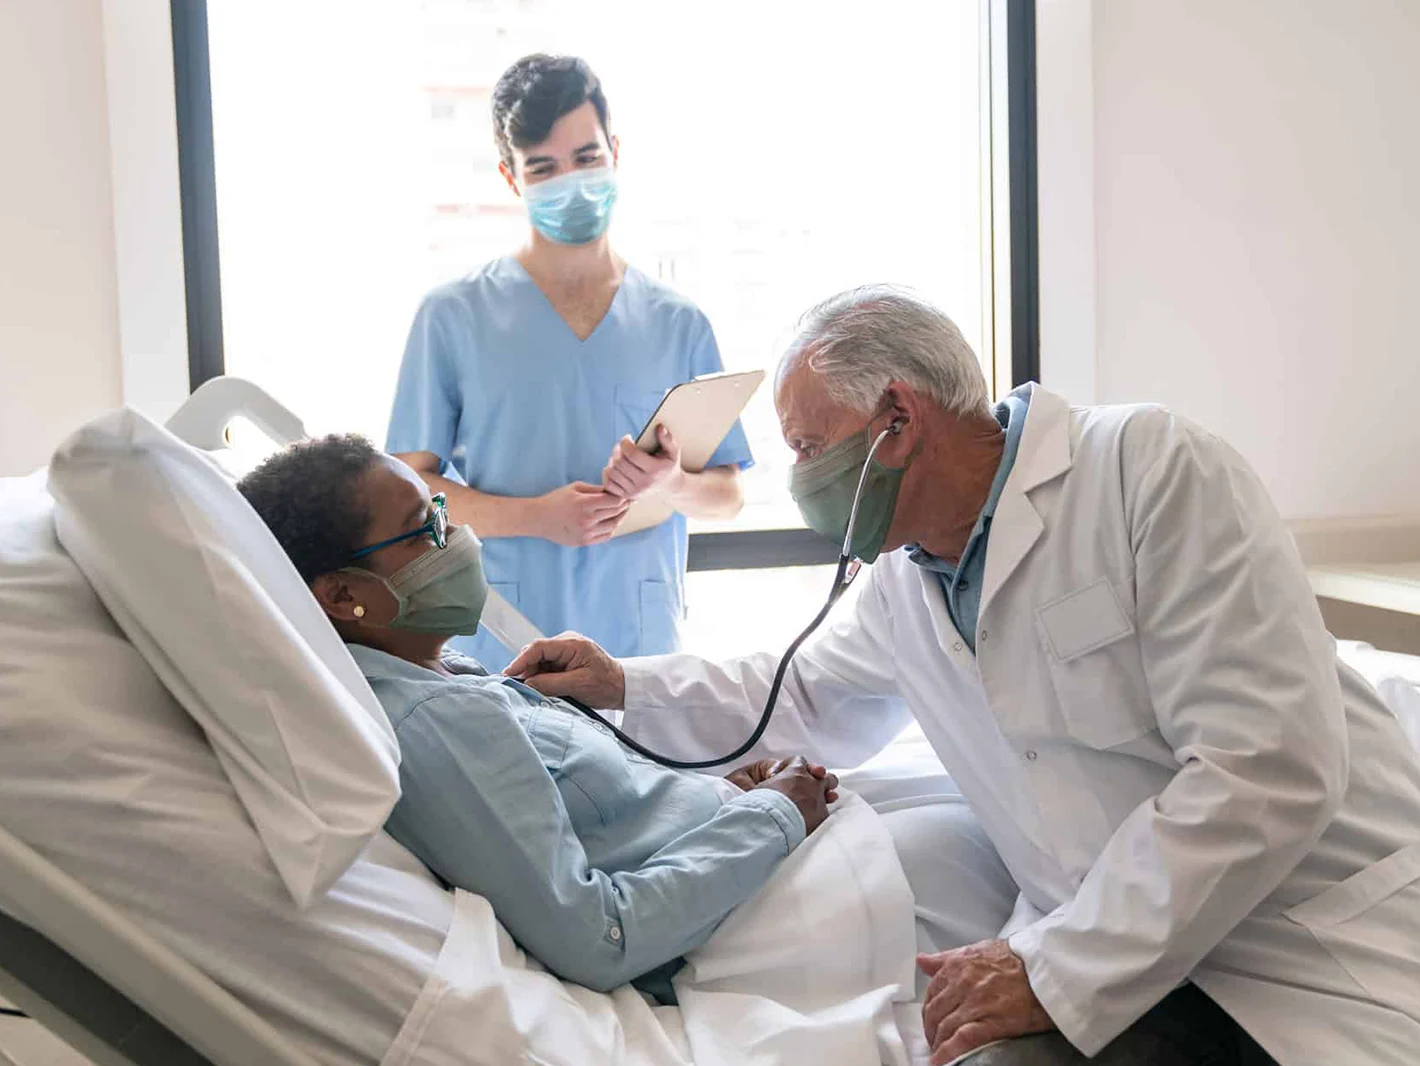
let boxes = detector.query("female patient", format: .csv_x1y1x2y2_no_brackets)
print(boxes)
237,435,836,1000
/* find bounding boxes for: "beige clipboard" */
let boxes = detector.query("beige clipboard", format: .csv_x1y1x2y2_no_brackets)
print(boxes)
611,369,765,537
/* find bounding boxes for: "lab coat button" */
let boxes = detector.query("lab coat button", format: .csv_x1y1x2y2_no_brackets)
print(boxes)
1025,750,1038,762
608,924,622,942
953,642,964,653
980,629,989,642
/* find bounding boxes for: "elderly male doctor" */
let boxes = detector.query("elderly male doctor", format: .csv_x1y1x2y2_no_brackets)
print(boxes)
510,286,1420,1065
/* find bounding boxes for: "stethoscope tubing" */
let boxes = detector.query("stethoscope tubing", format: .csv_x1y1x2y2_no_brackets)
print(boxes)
567,422,900,769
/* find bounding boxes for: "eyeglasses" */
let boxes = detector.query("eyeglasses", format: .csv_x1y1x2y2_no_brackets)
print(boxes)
350,493,448,561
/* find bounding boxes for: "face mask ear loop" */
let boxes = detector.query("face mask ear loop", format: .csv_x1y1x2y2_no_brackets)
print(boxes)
841,422,902,558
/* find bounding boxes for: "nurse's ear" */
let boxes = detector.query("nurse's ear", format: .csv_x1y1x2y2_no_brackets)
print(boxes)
611,134,620,169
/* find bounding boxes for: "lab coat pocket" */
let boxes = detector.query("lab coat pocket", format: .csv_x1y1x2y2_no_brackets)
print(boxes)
1284,840,1420,1012
1037,578,1151,749
615,385,668,441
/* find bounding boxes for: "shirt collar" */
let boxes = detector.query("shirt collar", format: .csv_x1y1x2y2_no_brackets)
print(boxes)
346,642,489,682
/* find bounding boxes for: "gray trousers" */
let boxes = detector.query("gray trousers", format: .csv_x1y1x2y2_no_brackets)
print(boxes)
968,984,1278,1066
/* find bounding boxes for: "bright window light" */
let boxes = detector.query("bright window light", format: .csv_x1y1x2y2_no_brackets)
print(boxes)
208,0,986,645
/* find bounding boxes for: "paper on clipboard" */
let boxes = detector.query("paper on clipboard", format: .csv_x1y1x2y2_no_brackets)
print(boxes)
479,588,545,655
610,369,765,538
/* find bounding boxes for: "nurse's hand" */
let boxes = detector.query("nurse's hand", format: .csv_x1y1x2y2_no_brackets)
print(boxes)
602,425,684,501
917,940,1055,1065
534,482,631,546
507,632,627,709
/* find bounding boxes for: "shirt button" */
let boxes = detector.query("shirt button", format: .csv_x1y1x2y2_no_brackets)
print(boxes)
1025,750,1038,762
608,924,622,942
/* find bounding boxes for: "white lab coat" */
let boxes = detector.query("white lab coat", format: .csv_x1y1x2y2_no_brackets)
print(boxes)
620,385,1420,1063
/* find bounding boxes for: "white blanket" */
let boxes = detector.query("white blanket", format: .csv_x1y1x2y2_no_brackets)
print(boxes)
385,793,922,1066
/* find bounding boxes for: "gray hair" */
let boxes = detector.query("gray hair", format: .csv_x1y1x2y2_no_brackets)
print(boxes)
777,285,991,417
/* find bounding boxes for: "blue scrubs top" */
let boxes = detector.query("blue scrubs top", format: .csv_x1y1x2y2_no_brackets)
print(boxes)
387,257,753,669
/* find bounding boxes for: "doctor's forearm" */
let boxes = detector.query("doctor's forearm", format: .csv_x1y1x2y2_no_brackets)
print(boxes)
663,467,743,520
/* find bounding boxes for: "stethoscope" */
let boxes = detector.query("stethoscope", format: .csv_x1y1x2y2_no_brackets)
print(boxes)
565,417,906,769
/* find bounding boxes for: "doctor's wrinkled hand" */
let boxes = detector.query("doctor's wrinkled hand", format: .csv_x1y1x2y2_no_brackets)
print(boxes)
507,632,627,709
917,940,1055,1065
602,425,684,501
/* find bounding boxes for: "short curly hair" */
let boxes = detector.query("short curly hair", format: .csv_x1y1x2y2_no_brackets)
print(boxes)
492,54,610,170
237,434,380,584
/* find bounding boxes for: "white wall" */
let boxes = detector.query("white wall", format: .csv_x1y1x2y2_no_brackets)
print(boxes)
1039,0,1420,521
0,0,123,475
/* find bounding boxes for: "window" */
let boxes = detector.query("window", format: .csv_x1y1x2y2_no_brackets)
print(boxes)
176,0,1036,638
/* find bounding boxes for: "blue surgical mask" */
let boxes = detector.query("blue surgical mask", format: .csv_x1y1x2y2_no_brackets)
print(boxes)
522,166,618,245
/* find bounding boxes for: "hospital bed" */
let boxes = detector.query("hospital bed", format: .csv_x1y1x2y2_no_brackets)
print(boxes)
0,380,381,1066
5,381,1420,1066
0,380,943,1066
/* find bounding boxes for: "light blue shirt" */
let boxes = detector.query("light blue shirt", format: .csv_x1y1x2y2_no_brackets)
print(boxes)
907,391,1030,651
347,644,803,1000
387,258,754,670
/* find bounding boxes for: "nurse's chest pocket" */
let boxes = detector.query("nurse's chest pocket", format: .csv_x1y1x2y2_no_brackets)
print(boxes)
1036,578,1152,749
615,385,669,442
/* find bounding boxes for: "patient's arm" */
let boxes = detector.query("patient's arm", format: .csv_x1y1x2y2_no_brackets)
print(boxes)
386,691,809,993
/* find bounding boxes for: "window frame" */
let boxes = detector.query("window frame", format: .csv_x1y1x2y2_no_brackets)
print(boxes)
170,0,1039,572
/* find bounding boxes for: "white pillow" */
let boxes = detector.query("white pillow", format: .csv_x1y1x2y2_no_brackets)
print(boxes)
47,408,400,907
1337,640,1420,753
0,473,449,1063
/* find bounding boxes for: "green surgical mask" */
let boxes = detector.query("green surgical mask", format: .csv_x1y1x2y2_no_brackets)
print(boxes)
356,523,490,635
789,422,915,564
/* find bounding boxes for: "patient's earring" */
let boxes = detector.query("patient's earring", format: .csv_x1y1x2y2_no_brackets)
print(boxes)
353,605,366,619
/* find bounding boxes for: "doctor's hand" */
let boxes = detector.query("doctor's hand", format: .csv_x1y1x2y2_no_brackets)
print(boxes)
507,632,626,709
752,756,838,836
917,940,1055,1065
533,482,631,547
602,425,684,502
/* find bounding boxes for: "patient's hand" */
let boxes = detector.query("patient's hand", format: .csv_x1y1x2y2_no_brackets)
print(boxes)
507,632,626,709
725,758,781,791
752,756,839,835
728,758,839,804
